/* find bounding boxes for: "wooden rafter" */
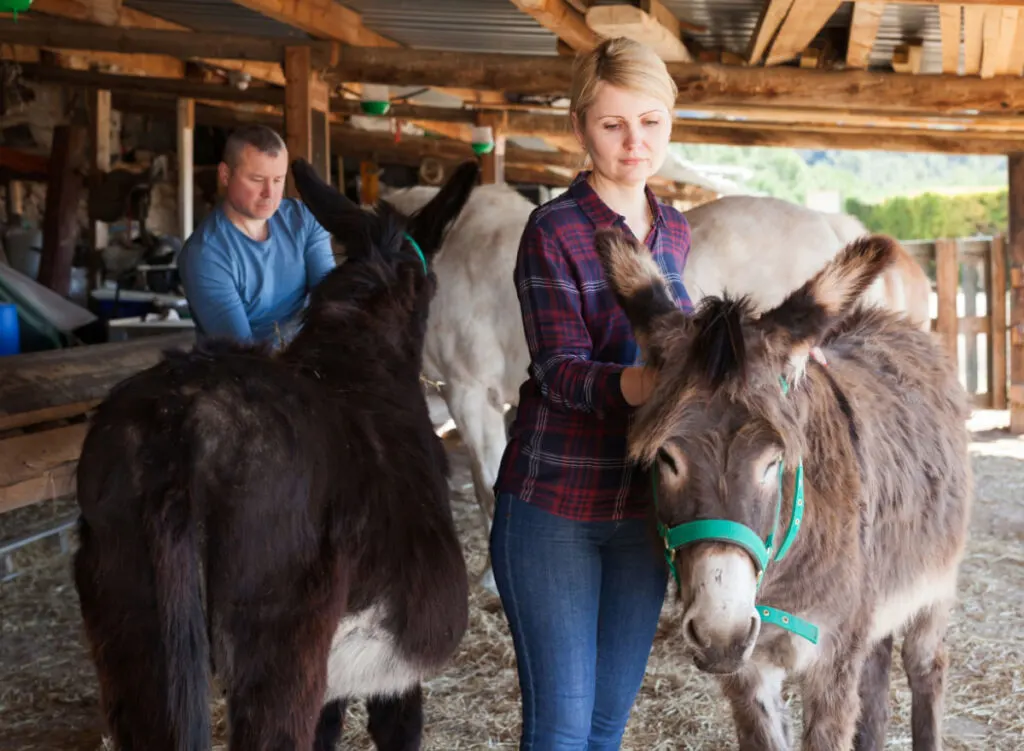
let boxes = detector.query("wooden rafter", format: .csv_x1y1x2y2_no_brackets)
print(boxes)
938,5,962,75
962,5,985,75
509,0,598,51
1009,11,1024,75
764,0,843,66
747,0,795,64
29,0,285,84
584,3,692,61
846,2,885,69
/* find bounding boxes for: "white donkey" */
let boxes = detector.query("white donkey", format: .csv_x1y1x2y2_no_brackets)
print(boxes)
383,184,931,593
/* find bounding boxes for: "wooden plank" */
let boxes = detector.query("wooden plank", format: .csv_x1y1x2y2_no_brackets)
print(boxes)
747,0,796,64
231,0,398,47
1008,11,1024,75
978,6,1009,79
989,234,1008,409
938,5,962,74
585,4,692,61
476,112,507,185
935,238,960,363
0,17,336,67
511,0,599,51
962,6,985,75
320,45,1024,116
0,425,86,515
765,0,843,66
0,332,195,429
846,2,886,69
962,256,979,394
1008,153,1024,433
994,8,1022,75
892,42,924,74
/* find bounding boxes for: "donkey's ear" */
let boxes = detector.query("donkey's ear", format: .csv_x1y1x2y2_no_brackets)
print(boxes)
405,160,479,256
291,158,361,238
756,234,897,358
594,227,691,367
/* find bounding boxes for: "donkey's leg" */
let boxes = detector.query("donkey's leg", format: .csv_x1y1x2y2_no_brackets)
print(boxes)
313,699,347,751
901,602,951,751
366,685,423,751
442,380,507,594
719,663,793,751
854,635,894,751
801,646,867,751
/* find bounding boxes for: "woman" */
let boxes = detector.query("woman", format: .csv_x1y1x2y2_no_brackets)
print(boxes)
490,36,693,751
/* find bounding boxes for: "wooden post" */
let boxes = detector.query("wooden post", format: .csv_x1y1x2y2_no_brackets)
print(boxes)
6,180,24,217
989,233,1008,410
1008,153,1024,432
476,112,506,185
88,89,111,291
177,98,195,240
359,160,379,205
935,238,960,366
38,124,87,298
963,259,979,395
284,45,331,197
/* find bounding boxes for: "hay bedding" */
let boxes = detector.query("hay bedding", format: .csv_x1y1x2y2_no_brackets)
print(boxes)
2,417,1022,750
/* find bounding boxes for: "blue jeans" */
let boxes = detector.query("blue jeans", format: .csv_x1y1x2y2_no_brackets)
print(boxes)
489,492,669,751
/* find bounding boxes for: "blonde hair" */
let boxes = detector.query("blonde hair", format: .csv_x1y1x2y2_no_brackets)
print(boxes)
570,37,678,125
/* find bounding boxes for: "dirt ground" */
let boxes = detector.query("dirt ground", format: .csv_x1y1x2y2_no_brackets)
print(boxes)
1,410,1021,750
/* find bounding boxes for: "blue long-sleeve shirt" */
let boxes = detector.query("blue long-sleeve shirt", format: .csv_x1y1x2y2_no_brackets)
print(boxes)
178,198,335,345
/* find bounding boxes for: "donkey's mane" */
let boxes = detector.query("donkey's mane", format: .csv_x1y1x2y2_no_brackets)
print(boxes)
686,294,757,390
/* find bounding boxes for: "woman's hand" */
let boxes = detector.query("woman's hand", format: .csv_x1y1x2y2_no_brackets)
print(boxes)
620,365,658,407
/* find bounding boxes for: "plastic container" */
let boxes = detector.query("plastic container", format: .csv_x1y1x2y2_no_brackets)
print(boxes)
0,303,20,356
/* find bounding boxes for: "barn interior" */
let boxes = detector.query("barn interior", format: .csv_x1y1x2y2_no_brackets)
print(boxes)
1,1,1023,749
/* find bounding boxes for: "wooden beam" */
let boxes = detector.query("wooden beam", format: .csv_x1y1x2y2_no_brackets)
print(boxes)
19,63,285,105
88,87,111,278
585,4,692,61
979,6,1007,79
509,0,599,51
747,0,796,65
322,46,1024,116
0,17,336,67
991,8,1020,76
962,6,985,75
892,42,923,74
30,0,285,84
938,5,962,75
1010,11,1024,76
0,332,195,432
285,46,330,195
231,0,397,47
765,0,843,66
989,233,1008,410
846,2,886,69
476,112,507,184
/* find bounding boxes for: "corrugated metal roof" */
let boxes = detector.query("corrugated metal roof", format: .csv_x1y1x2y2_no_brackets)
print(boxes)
123,0,313,39
341,0,560,55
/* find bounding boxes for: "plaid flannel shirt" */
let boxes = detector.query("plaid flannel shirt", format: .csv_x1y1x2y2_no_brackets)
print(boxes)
494,171,693,522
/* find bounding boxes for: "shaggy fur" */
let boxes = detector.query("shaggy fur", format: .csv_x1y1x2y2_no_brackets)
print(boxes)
73,159,480,751
594,227,972,751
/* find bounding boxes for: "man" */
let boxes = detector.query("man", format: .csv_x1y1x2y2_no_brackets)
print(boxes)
178,125,335,345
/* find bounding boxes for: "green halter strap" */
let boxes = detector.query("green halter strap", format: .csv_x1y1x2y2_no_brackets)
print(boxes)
653,376,819,645
404,233,428,275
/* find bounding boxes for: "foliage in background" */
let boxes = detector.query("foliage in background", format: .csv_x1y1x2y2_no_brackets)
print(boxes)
845,189,1008,240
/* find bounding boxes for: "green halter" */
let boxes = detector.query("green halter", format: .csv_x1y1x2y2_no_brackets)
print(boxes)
652,376,820,645
404,233,428,275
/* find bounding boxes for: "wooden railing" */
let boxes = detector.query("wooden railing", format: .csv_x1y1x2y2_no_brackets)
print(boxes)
903,235,1009,409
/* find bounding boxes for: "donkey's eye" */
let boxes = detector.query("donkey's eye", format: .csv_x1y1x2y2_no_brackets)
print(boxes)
761,458,782,485
657,448,678,475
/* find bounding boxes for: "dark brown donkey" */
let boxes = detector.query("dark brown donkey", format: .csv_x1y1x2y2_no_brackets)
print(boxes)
594,227,972,751
73,159,478,751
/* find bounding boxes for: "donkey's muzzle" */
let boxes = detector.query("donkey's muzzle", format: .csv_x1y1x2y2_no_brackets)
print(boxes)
682,611,760,674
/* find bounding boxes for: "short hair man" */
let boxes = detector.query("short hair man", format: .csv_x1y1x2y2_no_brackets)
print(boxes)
177,125,335,345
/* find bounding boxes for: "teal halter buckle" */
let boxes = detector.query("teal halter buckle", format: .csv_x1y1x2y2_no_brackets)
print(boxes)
404,233,428,275
653,375,819,645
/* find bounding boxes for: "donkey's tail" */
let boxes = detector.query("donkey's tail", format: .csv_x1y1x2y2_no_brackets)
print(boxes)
147,484,211,751
74,415,211,751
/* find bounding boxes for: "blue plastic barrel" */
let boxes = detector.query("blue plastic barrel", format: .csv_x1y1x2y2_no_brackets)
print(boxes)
0,303,20,356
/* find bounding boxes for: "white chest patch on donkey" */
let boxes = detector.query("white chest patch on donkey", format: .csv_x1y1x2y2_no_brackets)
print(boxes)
325,604,424,700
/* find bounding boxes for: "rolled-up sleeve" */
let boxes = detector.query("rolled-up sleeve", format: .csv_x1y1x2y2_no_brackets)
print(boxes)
515,219,630,416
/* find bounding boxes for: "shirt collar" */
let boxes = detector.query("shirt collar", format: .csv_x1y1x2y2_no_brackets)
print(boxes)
568,170,667,234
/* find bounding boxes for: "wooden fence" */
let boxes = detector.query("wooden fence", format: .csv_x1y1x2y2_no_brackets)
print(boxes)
903,235,1009,410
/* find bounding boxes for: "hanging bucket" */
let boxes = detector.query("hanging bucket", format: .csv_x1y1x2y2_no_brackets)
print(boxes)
0,303,20,356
